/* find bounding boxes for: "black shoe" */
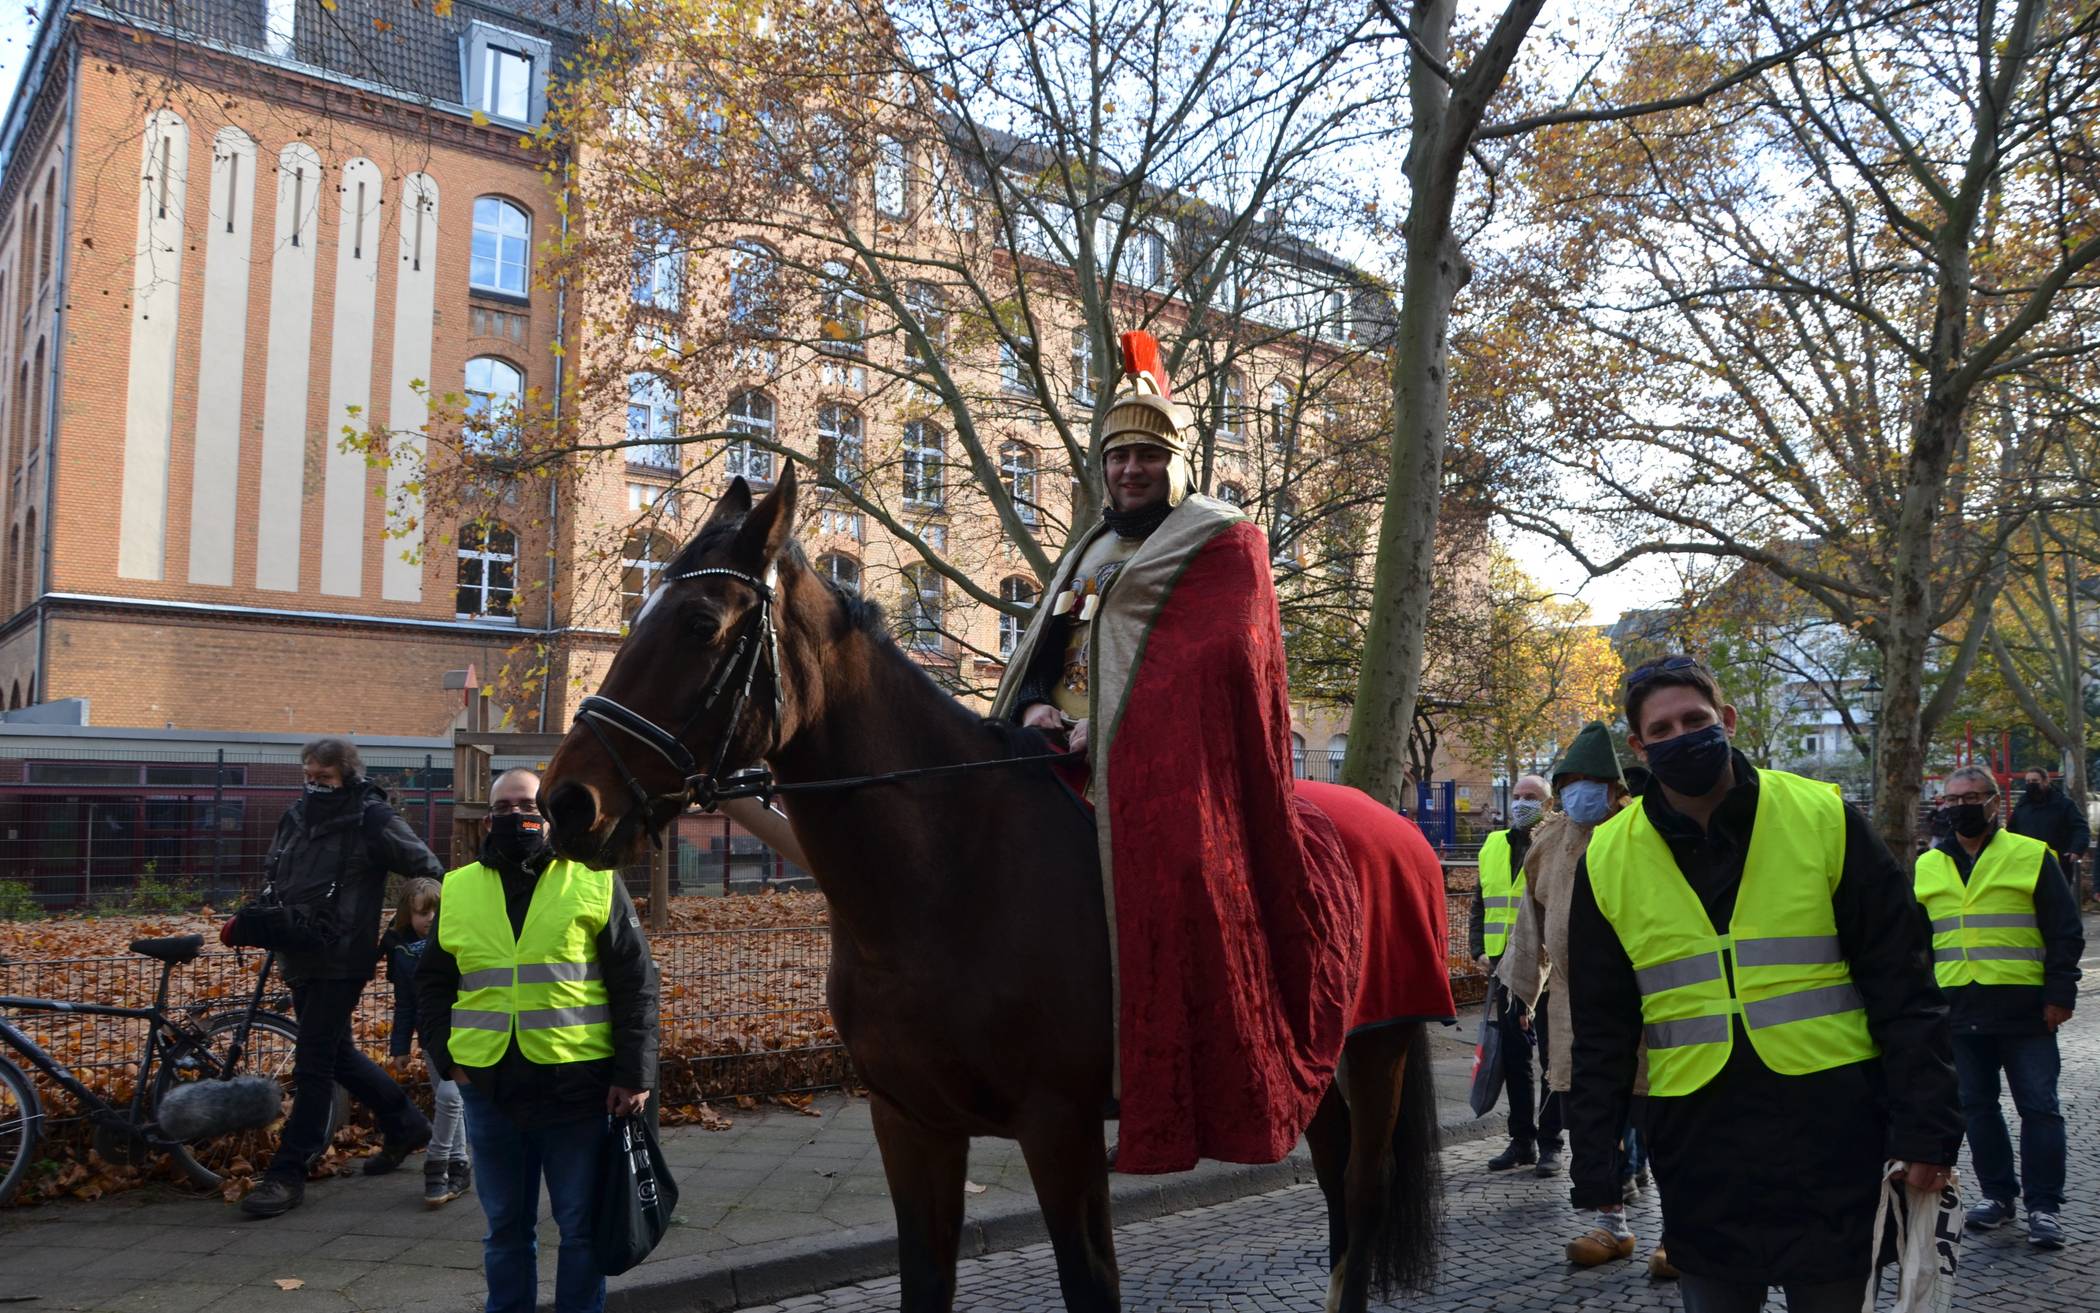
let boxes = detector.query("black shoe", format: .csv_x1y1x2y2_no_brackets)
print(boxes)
423,1161,461,1208
240,1177,304,1218
1488,1140,1537,1171
447,1158,473,1199
1535,1146,1564,1178
363,1122,434,1177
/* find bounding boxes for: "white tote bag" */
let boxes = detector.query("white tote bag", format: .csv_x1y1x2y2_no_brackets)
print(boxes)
1863,1161,1962,1313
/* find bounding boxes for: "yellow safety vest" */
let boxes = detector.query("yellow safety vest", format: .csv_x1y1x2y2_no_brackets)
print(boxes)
1587,768,1879,1095
1914,830,2047,989
1479,830,1524,959
438,859,616,1066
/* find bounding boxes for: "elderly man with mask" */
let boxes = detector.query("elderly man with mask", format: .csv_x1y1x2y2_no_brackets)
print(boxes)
417,769,659,1313
1474,774,1562,1175
1919,765,2083,1249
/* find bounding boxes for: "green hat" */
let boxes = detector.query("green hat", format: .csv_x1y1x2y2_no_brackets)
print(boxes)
1553,720,1624,789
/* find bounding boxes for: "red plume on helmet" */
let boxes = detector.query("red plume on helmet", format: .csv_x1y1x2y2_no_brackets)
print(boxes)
1119,330,1172,400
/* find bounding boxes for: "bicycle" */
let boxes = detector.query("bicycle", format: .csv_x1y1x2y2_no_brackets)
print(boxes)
0,934,346,1205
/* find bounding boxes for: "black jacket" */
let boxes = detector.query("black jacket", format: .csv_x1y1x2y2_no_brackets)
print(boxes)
266,781,444,982
1468,825,1533,963
381,928,429,1058
2008,785,2090,860
1567,755,1961,1286
1928,830,2084,1035
416,842,660,1127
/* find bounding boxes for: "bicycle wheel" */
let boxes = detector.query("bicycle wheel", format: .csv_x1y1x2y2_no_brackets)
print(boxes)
0,1054,43,1206
153,1012,344,1191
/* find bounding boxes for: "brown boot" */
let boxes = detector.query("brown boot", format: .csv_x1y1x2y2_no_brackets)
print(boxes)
1648,1245,1679,1280
1566,1223,1636,1267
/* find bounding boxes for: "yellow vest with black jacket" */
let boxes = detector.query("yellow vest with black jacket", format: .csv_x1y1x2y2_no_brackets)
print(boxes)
1586,768,1879,1096
1478,829,1524,958
439,858,616,1066
1914,828,2047,989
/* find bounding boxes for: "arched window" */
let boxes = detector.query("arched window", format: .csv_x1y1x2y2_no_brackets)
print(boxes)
4,527,15,614
21,208,36,308
17,509,32,608
903,563,943,651
455,520,518,620
1325,733,1348,784
728,240,779,332
1290,732,1307,780
1069,326,1095,406
6,682,17,711
902,282,944,368
1221,369,1246,443
725,389,774,481
10,362,24,475
818,260,866,356
1217,481,1245,508
1000,442,1038,527
25,340,41,465
463,356,523,450
816,403,862,490
625,372,679,470
998,576,1037,660
36,175,53,285
470,197,531,296
902,420,943,508
816,552,861,594
620,530,675,622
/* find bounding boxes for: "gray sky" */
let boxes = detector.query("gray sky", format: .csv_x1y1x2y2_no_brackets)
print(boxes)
0,5,39,113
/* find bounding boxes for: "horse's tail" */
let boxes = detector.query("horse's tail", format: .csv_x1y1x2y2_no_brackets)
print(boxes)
1373,1020,1443,1298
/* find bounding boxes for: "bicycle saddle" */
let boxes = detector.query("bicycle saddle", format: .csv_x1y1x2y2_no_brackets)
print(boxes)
129,934,204,964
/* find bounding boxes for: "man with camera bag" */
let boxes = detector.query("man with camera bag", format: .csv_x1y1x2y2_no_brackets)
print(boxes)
236,737,444,1219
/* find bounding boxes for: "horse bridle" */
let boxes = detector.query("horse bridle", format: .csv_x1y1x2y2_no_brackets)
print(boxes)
575,564,785,824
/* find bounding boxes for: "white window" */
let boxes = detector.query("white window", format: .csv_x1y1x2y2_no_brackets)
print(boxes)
1267,381,1293,453
1070,326,1095,407
1290,732,1307,779
463,356,523,451
470,197,530,297
817,403,862,490
903,564,943,652
817,553,861,593
632,222,682,311
819,261,865,356
1133,229,1165,286
625,373,679,470
875,137,907,216
456,521,518,620
1324,289,1348,338
1217,481,1246,508
902,421,943,508
903,282,945,368
729,240,779,332
1000,442,1038,527
264,0,297,59
621,531,675,623
1000,336,1034,396
726,389,775,481
809,114,850,203
1325,734,1348,783
462,23,549,126
999,576,1037,660
820,509,865,541
627,482,679,516
485,46,531,122
1222,369,1246,442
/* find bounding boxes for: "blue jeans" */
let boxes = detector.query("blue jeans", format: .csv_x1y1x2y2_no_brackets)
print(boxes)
460,1084,608,1313
1951,1030,2065,1212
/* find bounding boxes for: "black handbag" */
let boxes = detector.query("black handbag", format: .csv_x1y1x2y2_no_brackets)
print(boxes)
593,1112,679,1276
222,879,341,954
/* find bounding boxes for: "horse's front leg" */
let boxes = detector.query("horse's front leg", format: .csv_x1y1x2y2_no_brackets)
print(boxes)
870,1092,970,1312
1017,1103,1120,1313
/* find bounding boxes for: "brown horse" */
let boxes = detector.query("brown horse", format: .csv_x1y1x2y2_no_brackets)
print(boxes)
542,468,1442,1312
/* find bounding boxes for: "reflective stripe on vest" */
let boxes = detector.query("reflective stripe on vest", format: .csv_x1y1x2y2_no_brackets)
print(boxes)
1913,832,2047,988
437,859,617,1066
1586,769,1879,1095
1479,830,1524,959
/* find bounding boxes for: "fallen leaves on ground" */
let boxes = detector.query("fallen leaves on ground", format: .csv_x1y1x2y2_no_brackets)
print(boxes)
272,1279,305,1291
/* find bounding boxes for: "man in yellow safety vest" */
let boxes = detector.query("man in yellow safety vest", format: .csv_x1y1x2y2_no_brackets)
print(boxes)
1473,773,1560,1174
1567,654,1960,1313
1917,764,2082,1249
417,769,660,1313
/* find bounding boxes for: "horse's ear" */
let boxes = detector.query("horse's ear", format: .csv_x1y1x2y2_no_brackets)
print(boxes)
733,463,798,567
702,477,755,534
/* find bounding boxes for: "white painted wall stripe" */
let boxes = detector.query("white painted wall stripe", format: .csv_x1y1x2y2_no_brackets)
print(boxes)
382,172,438,604
256,142,321,592
117,110,189,580
186,126,258,587
319,158,383,598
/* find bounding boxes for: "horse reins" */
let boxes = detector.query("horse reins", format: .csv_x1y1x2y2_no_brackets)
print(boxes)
574,564,1066,833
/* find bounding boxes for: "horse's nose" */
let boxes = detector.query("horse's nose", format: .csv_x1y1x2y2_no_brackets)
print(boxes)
545,780,601,856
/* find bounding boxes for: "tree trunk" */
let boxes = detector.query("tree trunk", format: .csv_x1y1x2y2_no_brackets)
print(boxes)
2065,547,2088,805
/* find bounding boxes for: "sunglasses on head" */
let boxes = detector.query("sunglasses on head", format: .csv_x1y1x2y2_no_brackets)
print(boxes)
1624,654,1705,690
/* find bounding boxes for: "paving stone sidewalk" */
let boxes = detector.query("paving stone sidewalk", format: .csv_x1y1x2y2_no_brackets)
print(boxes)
0,1025,1497,1312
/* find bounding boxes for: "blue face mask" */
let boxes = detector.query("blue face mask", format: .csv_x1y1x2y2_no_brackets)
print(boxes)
1561,780,1615,826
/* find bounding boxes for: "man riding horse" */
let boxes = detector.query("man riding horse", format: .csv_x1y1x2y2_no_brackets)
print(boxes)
991,334,1411,1176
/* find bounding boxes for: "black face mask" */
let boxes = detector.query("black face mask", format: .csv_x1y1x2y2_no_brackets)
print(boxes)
1946,803,1993,839
486,812,550,867
1641,723,1732,797
2024,781,2051,802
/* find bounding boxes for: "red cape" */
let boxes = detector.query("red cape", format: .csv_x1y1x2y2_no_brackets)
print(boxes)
1103,521,1452,1174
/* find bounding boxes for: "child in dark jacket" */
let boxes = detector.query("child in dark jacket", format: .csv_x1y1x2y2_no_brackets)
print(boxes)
381,878,471,1207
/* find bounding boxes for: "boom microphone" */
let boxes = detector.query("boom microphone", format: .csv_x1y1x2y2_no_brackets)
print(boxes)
156,1076,285,1141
